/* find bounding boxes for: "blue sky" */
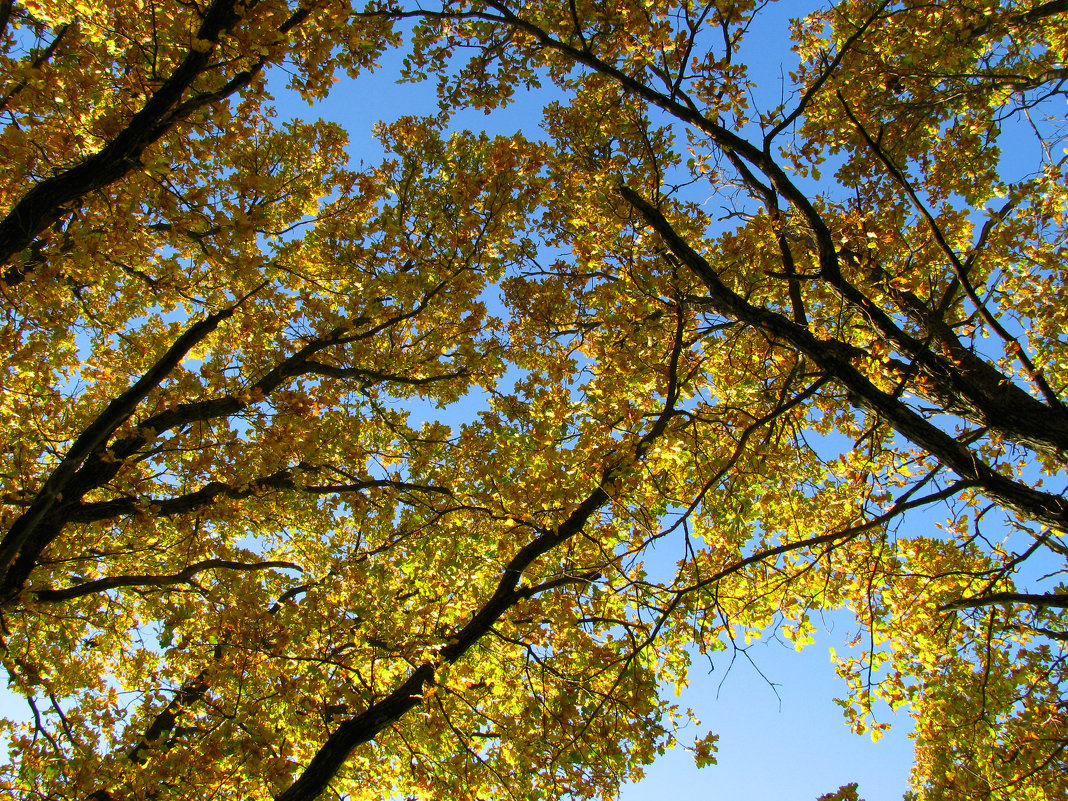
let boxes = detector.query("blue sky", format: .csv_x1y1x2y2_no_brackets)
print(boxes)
616,612,914,801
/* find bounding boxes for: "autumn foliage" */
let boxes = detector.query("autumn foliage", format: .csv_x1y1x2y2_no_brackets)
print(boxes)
1,0,1066,799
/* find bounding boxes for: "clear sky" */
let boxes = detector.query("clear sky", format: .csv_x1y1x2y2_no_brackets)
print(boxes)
615,611,914,801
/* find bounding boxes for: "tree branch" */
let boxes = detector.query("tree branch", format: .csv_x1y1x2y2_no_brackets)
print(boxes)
272,304,691,801
31,559,301,603
942,592,1068,612
837,91,1065,412
0,287,263,592
0,1,313,280
64,469,452,525
617,182,1068,533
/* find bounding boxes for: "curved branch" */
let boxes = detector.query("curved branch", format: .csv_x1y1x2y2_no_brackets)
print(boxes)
272,305,690,801
0,282,463,605
31,559,301,603
0,288,262,590
617,183,1068,533
0,1,313,279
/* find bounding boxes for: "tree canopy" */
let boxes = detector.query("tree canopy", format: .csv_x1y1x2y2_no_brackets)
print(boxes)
1,0,1066,799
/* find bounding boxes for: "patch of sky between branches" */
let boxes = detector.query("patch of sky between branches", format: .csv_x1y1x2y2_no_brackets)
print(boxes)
269,16,556,169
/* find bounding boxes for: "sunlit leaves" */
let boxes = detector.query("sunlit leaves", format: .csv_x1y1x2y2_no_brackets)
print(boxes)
2,0,1068,799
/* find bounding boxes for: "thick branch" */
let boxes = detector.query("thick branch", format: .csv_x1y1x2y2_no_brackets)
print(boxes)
618,183,1068,533
273,312,688,801
65,470,451,525
1014,0,1068,25
0,289,459,605
942,592,1068,612
0,1,312,280
0,291,258,589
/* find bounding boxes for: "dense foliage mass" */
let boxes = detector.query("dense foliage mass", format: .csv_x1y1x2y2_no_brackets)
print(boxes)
1,0,1066,798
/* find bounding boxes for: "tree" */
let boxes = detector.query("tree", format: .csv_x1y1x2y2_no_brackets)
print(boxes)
0,0,1065,799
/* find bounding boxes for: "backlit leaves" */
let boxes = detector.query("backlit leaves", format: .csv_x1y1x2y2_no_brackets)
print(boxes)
1,1,1067,800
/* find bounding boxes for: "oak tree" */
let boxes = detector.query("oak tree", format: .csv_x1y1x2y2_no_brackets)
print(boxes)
0,1,1066,800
